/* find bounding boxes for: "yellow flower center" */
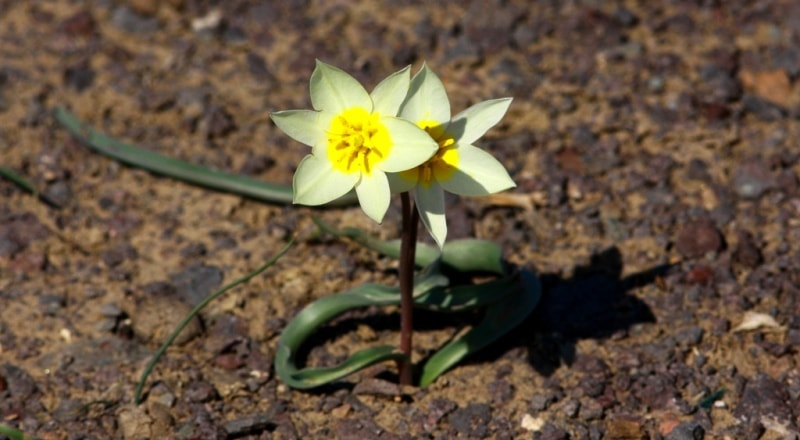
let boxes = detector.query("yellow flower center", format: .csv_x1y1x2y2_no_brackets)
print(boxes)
326,107,391,176
401,120,458,187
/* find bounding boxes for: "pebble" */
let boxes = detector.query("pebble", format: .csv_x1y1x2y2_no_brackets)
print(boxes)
129,294,202,345
111,5,159,34
535,422,570,440
733,373,795,431
223,414,274,437
43,180,72,207
674,218,723,259
733,230,763,268
447,403,492,438
201,105,236,139
57,9,96,38
169,264,224,306
246,52,272,81
742,93,787,121
665,421,705,440
732,160,776,199
63,61,95,91
335,417,402,440
182,380,220,403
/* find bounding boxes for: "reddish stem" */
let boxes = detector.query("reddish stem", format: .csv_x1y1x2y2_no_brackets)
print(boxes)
398,192,418,385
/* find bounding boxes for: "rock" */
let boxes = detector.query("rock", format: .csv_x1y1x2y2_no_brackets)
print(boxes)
117,404,152,440
734,374,795,430
675,218,724,258
111,5,159,33
606,415,647,439
182,380,220,403
224,414,274,437
335,417,402,440
170,264,224,306
733,230,763,268
732,160,776,199
665,421,705,440
201,105,236,139
352,378,403,398
447,403,492,438
741,94,786,121
129,294,202,345
63,61,95,91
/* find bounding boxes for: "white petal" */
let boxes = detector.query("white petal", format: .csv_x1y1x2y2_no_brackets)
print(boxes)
387,171,418,193
448,98,512,146
270,110,324,147
310,60,372,114
310,110,336,157
293,155,358,205
355,171,391,223
378,117,438,172
399,64,450,124
439,144,516,196
370,66,410,116
414,183,447,248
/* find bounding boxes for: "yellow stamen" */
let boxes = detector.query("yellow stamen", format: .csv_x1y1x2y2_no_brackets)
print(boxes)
327,108,391,175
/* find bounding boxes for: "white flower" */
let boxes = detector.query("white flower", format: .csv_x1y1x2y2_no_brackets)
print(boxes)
271,60,438,223
389,64,516,248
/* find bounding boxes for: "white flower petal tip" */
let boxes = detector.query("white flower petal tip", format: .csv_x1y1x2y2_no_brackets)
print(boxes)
449,98,513,146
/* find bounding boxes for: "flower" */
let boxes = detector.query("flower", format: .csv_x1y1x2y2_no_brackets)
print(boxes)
271,60,438,223
389,64,516,248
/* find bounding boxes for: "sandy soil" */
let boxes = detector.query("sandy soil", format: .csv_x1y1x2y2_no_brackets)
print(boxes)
1,1,800,439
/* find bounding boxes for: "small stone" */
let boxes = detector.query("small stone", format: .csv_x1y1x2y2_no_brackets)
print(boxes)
447,403,492,438
169,264,224,306
246,52,272,81
537,422,570,440
43,180,72,207
201,105,236,139
606,415,647,440
560,399,580,418
675,218,724,259
733,230,763,268
111,5,159,34
665,421,705,440
223,414,274,437
63,61,95,91
734,373,795,431
732,160,776,199
352,378,402,398
53,398,87,423
182,380,219,403
742,93,786,121
57,10,96,37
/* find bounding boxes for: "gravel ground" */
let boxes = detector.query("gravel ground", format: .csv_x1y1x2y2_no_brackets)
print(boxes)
1,1,800,439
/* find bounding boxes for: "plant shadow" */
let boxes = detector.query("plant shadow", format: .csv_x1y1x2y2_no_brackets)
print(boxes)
468,246,664,376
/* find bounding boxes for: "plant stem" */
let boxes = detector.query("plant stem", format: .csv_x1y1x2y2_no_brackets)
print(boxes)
398,192,418,385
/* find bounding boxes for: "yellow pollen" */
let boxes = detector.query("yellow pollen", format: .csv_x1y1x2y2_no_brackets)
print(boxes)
327,108,391,175
400,120,458,188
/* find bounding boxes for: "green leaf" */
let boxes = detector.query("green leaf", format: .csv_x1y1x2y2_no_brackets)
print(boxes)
274,268,533,389
312,217,506,274
418,269,541,387
0,424,36,440
52,107,357,206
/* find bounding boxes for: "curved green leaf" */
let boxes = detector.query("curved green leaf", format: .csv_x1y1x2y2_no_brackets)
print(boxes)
275,269,534,389
0,424,36,440
51,107,357,206
312,217,505,274
418,269,542,387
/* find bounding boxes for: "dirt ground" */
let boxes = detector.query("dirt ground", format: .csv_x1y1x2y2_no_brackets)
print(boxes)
2,1,800,439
